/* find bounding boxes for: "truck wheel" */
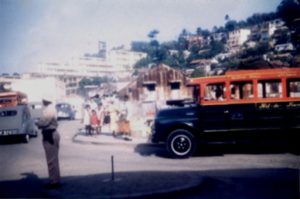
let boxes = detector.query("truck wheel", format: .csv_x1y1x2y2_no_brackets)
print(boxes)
167,129,196,158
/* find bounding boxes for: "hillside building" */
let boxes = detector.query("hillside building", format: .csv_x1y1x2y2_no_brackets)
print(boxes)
227,28,251,53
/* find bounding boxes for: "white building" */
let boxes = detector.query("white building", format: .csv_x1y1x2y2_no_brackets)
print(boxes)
38,48,146,78
227,28,251,53
1,76,65,103
35,46,146,95
108,48,147,72
38,56,115,78
37,57,115,95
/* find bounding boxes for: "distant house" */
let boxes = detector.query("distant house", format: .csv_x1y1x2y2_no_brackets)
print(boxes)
249,19,285,43
275,43,294,52
118,64,192,103
117,64,194,124
227,28,251,53
187,34,210,49
260,19,285,42
190,59,212,75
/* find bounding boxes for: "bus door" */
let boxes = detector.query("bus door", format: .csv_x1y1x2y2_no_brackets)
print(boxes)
200,83,229,133
228,81,257,132
285,79,300,129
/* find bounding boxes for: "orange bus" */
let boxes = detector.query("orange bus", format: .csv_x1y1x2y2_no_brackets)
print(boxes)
152,68,300,158
0,91,28,108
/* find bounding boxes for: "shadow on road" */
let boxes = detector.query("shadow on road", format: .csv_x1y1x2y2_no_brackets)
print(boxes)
134,143,170,158
0,169,299,199
0,172,48,198
135,141,300,159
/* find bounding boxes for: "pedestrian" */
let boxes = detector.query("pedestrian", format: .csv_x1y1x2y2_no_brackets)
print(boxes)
102,106,111,132
36,97,61,189
108,100,119,137
118,95,131,137
90,109,100,134
83,104,92,135
96,103,104,134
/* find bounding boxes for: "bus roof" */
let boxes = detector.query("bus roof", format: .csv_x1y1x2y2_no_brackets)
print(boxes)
0,91,28,108
191,68,300,84
0,91,27,98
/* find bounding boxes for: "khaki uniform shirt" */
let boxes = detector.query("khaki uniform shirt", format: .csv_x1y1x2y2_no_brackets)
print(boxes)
37,104,58,130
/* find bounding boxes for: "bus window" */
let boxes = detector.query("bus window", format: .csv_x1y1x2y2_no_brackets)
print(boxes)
0,92,28,107
0,110,17,117
288,79,300,97
258,80,282,98
205,83,225,101
230,82,253,100
0,98,13,105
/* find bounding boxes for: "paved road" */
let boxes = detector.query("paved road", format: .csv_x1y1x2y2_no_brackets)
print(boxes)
0,120,299,198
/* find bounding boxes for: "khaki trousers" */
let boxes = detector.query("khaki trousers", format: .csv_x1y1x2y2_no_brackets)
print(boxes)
43,131,61,184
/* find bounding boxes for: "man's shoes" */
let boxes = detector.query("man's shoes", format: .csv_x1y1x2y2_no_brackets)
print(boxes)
44,182,61,189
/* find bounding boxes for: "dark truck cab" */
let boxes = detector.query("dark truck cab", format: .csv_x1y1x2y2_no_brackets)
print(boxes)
151,68,300,158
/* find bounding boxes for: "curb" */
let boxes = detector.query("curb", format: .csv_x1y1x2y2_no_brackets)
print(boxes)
72,133,153,146
48,172,203,199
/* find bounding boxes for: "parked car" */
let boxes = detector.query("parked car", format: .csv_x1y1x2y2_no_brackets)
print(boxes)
56,103,75,120
0,105,38,143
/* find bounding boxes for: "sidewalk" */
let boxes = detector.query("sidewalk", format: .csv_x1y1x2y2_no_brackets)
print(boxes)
73,128,150,146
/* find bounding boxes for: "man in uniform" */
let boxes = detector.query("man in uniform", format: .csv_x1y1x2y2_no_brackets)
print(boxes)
36,97,61,189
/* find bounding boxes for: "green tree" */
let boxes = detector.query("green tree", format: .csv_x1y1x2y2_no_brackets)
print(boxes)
191,68,206,77
240,43,270,58
277,0,300,27
225,14,230,21
147,29,160,40
225,20,238,32
131,41,149,53
134,57,153,68
277,0,300,51
246,13,278,26
201,29,210,38
196,27,202,35
192,39,225,60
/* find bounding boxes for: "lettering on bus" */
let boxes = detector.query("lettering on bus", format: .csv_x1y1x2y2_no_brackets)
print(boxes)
258,102,300,110
258,103,282,110
287,102,300,109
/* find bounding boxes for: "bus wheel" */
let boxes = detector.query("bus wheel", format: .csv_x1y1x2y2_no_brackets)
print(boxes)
23,134,30,143
167,129,196,159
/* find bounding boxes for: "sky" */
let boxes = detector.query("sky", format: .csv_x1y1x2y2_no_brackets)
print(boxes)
0,0,282,73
